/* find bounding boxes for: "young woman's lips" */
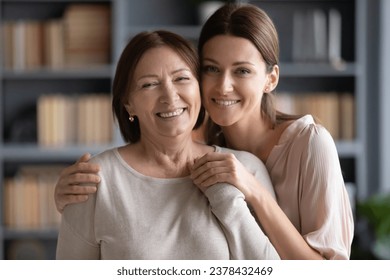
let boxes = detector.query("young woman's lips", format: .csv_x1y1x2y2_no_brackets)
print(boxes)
212,98,240,106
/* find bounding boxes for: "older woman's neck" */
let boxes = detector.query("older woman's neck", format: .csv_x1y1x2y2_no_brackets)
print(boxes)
134,136,201,178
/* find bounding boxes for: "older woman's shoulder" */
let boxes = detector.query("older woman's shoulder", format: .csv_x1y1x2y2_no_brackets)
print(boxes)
89,147,119,166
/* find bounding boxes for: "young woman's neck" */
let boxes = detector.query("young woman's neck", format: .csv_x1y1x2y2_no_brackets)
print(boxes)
221,118,273,161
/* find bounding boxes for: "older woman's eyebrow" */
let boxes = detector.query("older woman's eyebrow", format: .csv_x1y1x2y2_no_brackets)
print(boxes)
171,68,192,74
136,68,191,80
136,74,158,81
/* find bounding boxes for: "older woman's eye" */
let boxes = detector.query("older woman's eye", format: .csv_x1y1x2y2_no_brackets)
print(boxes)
142,82,158,88
175,76,190,82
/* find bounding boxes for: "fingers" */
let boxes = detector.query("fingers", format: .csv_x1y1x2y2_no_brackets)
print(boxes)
56,194,90,213
193,167,233,188
60,172,100,187
191,152,235,179
54,177,97,213
60,153,100,176
54,181,97,213
76,153,92,163
55,182,97,195
191,152,227,170
55,153,101,213
191,162,235,189
190,152,243,192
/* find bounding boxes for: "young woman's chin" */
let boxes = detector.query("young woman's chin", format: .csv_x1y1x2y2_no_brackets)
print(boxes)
209,114,237,127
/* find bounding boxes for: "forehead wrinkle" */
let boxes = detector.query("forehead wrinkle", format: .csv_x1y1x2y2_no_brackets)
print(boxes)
136,68,191,81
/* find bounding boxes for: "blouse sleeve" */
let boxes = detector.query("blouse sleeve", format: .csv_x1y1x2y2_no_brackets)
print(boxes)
204,149,279,260
299,124,354,259
56,193,100,259
205,184,280,260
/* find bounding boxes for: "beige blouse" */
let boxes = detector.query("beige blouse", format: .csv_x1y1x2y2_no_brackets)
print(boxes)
56,147,279,260
266,115,354,259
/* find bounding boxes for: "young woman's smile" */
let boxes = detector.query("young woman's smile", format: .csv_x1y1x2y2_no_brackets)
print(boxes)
201,35,272,127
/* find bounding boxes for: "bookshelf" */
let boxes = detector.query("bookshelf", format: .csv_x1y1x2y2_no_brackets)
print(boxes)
0,0,374,259
0,0,114,259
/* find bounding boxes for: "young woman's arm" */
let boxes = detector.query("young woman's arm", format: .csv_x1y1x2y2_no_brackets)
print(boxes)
55,153,101,213
258,125,353,260
190,152,325,260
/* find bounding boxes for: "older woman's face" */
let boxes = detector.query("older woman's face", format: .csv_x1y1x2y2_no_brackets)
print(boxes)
125,46,201,141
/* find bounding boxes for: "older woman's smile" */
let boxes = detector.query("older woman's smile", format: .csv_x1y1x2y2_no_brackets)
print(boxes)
157,108,186,118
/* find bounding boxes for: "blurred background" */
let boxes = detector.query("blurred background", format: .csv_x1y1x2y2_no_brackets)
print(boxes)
0,0,389,260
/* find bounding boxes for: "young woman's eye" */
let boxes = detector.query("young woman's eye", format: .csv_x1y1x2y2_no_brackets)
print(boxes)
236,68,251,75
203,65,219,73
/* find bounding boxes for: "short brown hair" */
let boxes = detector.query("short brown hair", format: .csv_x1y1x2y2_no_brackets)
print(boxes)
112,30,205,143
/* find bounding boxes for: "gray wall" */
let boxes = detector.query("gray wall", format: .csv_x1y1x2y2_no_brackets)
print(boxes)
380,0,390,193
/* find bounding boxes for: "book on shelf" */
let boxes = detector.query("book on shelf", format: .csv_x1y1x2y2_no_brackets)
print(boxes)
44,19,65,69
1,3,111,70
339,92,355,141
13,21,26,71
3,165,64,230
292,8,343,64
63,4,111,66
1,20,45,71
37,93,113,147
275,91,355,140
2,21,14,70
24,21,44,70
328,8,342,65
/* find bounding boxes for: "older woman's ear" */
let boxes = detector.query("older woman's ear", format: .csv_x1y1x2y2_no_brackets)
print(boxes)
124,103,134,116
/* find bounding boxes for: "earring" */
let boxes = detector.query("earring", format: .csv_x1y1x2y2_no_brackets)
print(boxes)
129,115,134,122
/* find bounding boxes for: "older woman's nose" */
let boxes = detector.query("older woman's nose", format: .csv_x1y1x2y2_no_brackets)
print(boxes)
159,82,180,103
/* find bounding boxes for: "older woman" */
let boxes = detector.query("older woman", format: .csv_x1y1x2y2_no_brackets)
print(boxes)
55,30,278,260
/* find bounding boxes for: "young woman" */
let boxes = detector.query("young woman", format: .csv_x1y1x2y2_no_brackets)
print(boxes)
190,3,353,260
54,3,353,260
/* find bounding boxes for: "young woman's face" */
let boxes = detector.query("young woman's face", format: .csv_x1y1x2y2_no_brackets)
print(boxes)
125,46,201,141
201,35,274,127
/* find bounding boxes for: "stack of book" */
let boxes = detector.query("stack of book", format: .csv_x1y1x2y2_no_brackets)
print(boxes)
2,21,45,70
292,8,343,65
3,165,64,230
63,4,111,67
275,92,355,140
37,93,113,147
1,4,111,70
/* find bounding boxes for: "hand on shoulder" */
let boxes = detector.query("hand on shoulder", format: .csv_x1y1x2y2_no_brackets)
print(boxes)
54,153,101,213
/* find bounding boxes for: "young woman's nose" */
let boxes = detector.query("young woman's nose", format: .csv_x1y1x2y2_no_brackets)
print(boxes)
217,73,234,95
